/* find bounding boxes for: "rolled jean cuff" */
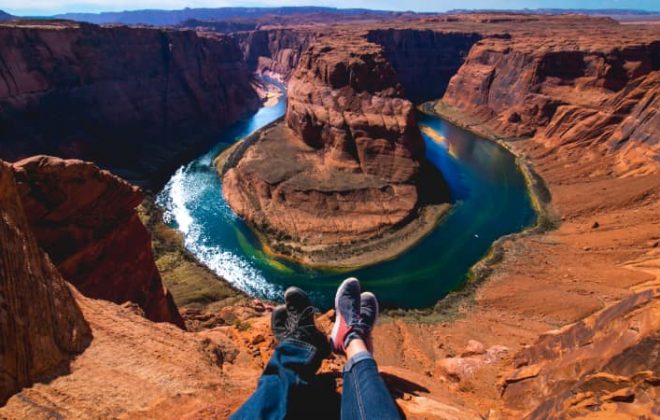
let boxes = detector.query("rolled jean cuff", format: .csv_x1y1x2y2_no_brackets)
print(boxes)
345,350,374,372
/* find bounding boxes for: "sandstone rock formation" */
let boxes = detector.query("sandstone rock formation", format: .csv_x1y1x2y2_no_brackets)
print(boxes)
367,29,483,103
221,31,449,267
285,36,425,181
0,20,260,187
0,160,90,405
12,155,184,327
233,28,316,79
502,287,660,418
439,19,660,174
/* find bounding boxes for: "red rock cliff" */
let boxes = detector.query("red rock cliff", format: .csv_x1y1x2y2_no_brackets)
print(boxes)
12,155,184,327
0,160,91,405
440,22,660,174
286,35,425,183
366,29,483,103
233,28,316,79
0,20,260,187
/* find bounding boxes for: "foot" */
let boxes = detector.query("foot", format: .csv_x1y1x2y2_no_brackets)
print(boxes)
271,305,288,342
331,277,371,354
360,292,379,353
271,287,330,358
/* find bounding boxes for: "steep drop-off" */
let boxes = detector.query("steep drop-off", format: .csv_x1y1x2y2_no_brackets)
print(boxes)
221,32,449,267
232,28,316,79
11,156,184,327
439,24,660,174
367,29,483,103
0,160,91,405
0,20,260,187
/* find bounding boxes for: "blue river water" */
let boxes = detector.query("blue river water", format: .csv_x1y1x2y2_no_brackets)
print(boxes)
156,86,536,310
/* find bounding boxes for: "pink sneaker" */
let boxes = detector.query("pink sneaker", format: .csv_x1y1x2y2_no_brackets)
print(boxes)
330,278,379,354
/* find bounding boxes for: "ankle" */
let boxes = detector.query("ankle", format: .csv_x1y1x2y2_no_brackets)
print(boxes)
346,337,369,360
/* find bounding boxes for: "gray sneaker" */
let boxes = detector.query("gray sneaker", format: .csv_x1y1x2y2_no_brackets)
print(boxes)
330,277,370,354
272,287,330,358
360,292,379,353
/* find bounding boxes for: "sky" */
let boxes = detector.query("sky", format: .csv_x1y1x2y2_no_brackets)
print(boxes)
3,0,659,17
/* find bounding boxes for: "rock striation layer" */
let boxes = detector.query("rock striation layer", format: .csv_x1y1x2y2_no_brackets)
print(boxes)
438,19,660,175
367,29,483,103
12,155,184,327
0,160,91,405
233,28,316,79
502,287,660,418
0,20,260,187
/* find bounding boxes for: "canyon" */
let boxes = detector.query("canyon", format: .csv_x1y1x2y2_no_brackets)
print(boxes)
0,20,259,188
0,10,659,419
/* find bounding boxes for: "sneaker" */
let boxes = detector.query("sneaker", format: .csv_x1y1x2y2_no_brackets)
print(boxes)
271,305,289,343
360,292,379,353
273,287,330,358
330,277,368,354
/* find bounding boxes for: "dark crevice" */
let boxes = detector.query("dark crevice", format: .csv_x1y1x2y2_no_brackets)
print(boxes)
366,29,482,104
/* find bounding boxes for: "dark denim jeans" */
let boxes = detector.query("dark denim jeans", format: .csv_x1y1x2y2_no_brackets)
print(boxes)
231,340,399,420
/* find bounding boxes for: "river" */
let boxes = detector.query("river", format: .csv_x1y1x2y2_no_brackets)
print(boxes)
156,83,536,309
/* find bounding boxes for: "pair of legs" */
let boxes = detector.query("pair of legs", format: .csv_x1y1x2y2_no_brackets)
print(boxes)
231,278,400,420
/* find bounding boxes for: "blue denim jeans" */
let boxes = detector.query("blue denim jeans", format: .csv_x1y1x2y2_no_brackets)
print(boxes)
231,340,399,419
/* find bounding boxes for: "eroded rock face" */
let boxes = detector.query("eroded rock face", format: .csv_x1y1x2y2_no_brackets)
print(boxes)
367,29,482,103
0,20,260,187
12,155,184,328
502,288,660,418
286,38,425,182
441,30,660,174
233,28,316,79
0,160,91,405
222,124,422,250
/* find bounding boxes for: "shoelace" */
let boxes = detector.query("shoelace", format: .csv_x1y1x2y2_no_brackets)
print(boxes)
284,306,315,336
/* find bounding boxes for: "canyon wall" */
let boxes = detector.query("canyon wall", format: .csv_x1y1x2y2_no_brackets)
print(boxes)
0,21,260,188
12,156,184,327
440,30,660,174
232,28,316,79
367,29,483,103
0,160,91,405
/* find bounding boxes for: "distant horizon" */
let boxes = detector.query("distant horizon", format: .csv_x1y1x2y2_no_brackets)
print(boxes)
4,2,660,18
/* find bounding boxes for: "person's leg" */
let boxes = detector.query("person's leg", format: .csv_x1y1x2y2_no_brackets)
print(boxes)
231,288,330,420
342,340,400,420
331,278,400,420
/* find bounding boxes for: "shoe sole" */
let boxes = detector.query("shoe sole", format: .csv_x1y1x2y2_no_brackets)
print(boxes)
284,286,311,308
284,286,304,301
331,277,359,350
